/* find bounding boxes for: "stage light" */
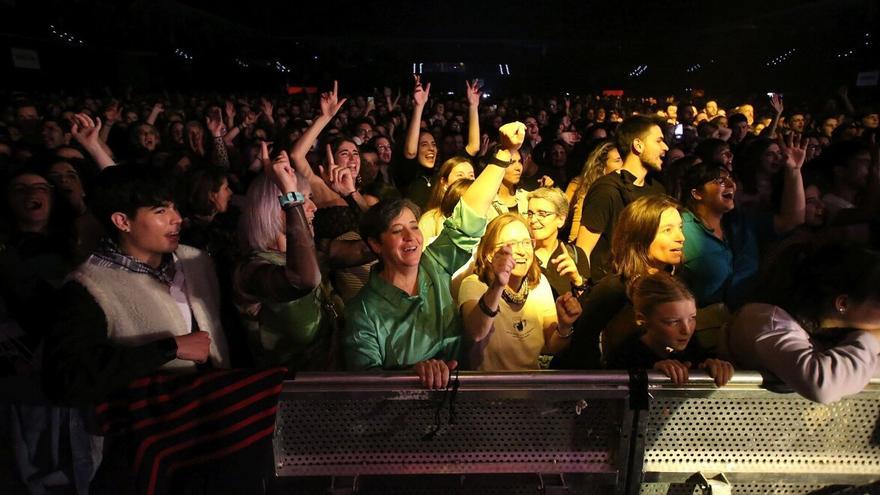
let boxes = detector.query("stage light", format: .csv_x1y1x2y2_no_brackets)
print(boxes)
174,49,193,61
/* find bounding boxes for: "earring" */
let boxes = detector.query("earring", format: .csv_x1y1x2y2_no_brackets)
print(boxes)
839,307,846,314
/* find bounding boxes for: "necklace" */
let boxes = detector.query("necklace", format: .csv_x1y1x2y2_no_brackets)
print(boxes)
501,280,530,306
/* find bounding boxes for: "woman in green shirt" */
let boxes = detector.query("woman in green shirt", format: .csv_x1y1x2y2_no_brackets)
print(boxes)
344,115,526,388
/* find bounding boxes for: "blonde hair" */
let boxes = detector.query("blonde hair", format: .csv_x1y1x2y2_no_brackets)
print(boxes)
474,213,542,290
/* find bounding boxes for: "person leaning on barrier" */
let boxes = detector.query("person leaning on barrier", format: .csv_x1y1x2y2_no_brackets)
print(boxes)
606,272,734,387
552,195,686,370
458,213,582,371
728,242,880,404
343,121,526,389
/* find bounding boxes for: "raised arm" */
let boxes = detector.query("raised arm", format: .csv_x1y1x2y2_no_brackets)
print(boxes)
71,113,115,170
461,245,513,342
404,75,430,159
146,102,163,126
773,133,806,233
290,81,347,206
465,79,481,156
766,93,784,139
461,121,526,215
238,150,321,301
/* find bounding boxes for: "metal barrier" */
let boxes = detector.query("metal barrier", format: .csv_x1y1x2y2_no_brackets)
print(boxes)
273,372,880,495
274,372,634,494
634,371,880,495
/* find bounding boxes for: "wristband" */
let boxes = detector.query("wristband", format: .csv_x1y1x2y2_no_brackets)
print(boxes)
478,295,500,317
555,325,575,339
487,154,514,168
279,191,305,208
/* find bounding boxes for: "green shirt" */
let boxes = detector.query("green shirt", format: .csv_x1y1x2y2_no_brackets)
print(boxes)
343,200,487,370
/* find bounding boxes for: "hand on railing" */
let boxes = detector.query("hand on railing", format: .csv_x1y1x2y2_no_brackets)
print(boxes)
414,359,458,389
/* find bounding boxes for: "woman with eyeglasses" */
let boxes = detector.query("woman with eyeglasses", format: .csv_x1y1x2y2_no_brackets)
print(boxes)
679,141,805,311
457,213,582,371
526,187,590,300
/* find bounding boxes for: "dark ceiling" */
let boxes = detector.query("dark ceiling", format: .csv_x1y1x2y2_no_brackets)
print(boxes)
2,0,877,97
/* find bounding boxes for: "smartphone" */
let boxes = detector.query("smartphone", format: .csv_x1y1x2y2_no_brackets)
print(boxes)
367,96,374,103
674,123,684,140
767,92,784,100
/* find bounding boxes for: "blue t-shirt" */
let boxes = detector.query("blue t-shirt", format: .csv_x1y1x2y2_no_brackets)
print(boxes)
680,209,776,309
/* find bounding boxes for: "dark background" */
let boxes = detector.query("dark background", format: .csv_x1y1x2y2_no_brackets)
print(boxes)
1,0,877,103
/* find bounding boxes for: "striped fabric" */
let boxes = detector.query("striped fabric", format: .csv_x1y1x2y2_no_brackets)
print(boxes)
95,367,287,495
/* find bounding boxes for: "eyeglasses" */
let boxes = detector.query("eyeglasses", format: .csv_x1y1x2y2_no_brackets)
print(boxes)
526,210,556,220
10,183,53,195
494,238,536,251
709,174,735,186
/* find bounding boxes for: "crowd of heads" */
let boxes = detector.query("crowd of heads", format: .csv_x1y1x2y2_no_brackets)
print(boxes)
2,78,879,387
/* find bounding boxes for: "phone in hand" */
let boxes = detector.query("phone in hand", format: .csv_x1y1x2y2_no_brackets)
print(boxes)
673,123,684,141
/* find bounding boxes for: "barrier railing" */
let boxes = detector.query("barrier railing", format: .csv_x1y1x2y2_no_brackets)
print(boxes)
635,371,880,495
273,371,880,495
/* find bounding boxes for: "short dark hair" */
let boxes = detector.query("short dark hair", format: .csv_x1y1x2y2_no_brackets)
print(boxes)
90,166,177,239
359,198,421,246
615,115,664,160
681,161,728,208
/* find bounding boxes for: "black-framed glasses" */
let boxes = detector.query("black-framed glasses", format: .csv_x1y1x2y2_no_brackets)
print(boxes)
709,174,735,186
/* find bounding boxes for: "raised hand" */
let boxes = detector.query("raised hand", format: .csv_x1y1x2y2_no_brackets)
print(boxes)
224,100,236,127
769,93,784,115
781,132,806,170
654,359,691,384
478,134,495,157
264,146,298,194
491,244,515,289
699,358,734,387
498,121,526,151
320,80,348,118
320,144,356,197
413,74,431,108
555,292,582,330
465,79,482,108
70,113,102,150
205,108,225,138
551,249,583,286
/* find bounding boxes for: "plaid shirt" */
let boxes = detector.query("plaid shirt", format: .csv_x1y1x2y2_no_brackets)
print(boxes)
88,238,176,286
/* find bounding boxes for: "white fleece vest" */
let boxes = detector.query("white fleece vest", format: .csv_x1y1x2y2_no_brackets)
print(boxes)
70,244,230,370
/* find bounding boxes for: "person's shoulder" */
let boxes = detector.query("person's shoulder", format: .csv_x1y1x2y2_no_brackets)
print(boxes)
175,244,209,261
733,303,795,329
